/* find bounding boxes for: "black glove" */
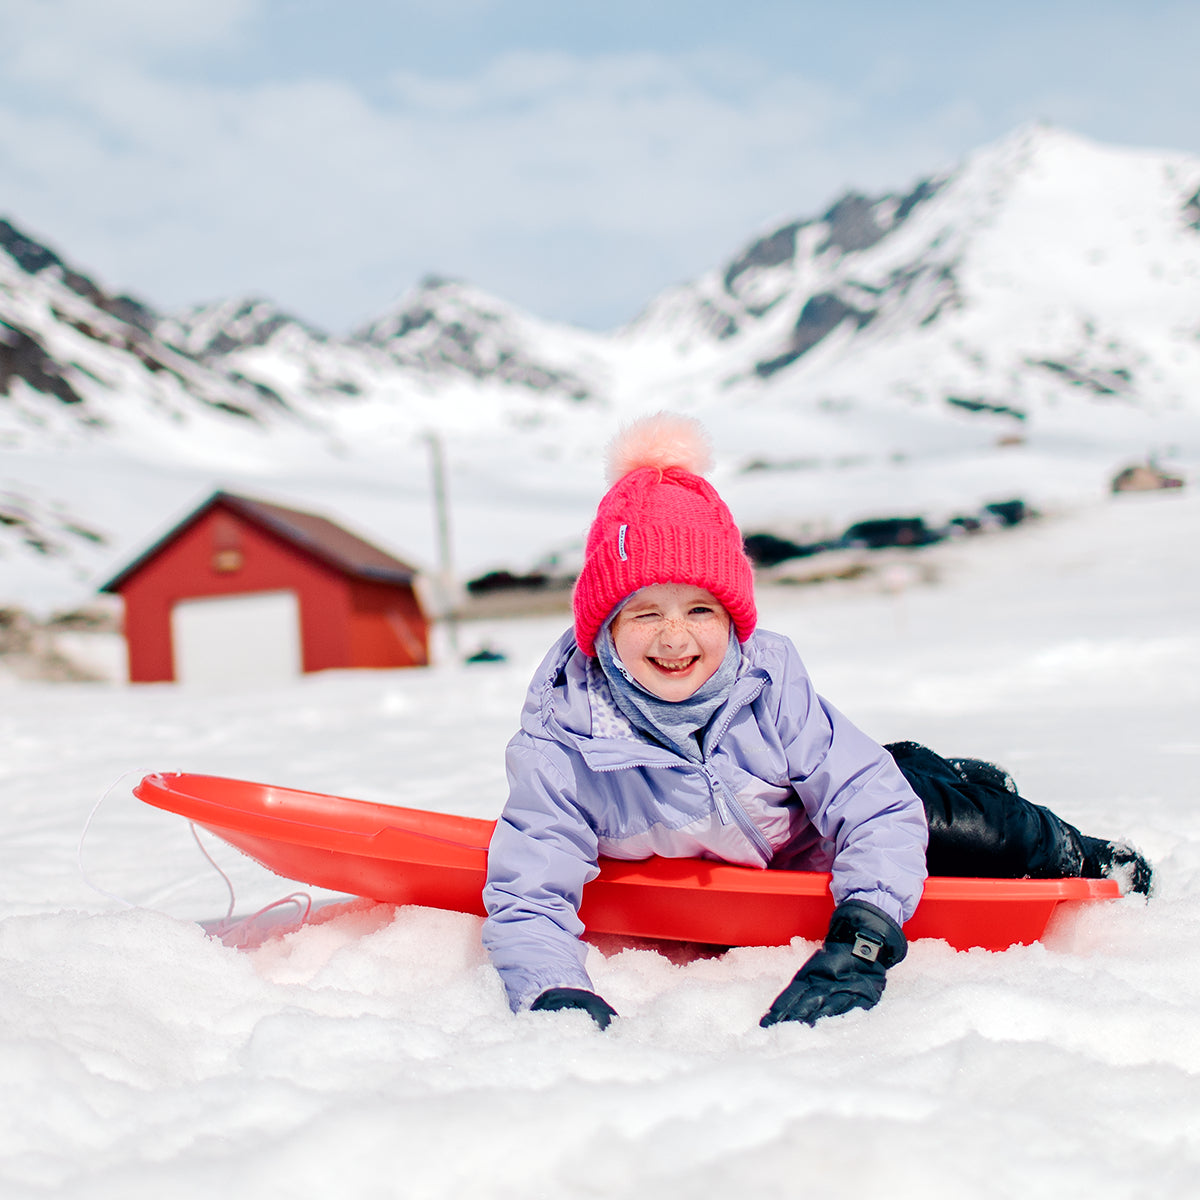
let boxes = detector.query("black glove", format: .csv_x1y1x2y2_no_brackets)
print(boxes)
530,987,618,1030
760,900,907,1028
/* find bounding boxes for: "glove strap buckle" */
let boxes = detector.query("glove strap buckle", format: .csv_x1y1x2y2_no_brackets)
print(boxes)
851,932,883,963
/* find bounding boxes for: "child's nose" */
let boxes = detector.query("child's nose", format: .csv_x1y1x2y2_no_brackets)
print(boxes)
657,619,689,646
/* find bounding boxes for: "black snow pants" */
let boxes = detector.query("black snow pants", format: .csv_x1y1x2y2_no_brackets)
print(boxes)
885,741,1087,879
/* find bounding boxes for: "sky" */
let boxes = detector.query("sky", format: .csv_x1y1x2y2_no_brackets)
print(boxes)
1,0,1198,334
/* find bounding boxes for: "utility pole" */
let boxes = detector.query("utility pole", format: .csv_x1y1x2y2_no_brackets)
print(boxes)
424,430,459,658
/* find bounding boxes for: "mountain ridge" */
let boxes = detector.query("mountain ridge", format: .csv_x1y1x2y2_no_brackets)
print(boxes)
3,122,1199,614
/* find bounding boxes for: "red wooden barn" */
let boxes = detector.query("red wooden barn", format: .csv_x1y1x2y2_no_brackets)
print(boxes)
101,491,429,684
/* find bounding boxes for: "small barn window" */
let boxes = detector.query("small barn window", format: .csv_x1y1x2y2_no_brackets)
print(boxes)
212,548,244,573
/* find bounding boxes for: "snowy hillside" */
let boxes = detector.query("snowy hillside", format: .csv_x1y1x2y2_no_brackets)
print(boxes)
0,219,303,440
623,124,1200,400
155,277,614,412
2,123,1199,614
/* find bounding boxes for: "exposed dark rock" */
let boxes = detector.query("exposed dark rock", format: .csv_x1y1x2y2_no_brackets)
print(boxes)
202,330,251,358
226,372,288,408
0,320,87,406
206,313,292,356
0,218,63,275
739,455,823,473
893,177,943,224
840,516,943,549
0,496,106,557
383,305,436,342
743,531,827,567
1111,462,1185,493
106,294,158,334
917,262,964,326
818,193,888,255
161,298,326,360
1184,186,1200,231
466,569,552,595
723,222,804,294
982,499,1033,526
946,396,1027,420
1027,358,1133,396
724,176,944,310
206,399,259,418
696,299,740,340
1,217,157,328
754,292,876,377
815,178,944,258
359,283,593,400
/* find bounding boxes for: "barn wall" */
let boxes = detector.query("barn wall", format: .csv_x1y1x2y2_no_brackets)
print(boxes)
347,580,430,668
117,507,353,682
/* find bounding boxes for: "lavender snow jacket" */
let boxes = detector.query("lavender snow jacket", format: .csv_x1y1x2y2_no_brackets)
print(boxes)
483,628,928,1011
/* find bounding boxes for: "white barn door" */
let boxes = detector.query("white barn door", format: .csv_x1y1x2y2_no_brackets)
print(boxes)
171,590,302,686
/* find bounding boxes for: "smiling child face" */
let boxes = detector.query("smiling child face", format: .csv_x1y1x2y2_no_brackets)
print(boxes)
610,583,732,701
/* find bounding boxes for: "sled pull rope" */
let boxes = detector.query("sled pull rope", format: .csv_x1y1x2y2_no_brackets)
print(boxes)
79,769,312,943
77,767,150,910
188,821,312,946
188,820,237,922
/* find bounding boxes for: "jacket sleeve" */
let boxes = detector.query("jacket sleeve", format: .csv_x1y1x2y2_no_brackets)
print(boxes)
768,638,928,925
482,734,602,1012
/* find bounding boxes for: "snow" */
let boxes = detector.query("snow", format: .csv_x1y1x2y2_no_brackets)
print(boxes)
2,487,1198,1197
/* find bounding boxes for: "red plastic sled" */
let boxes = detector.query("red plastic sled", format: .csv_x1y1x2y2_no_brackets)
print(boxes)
133,772,1120,951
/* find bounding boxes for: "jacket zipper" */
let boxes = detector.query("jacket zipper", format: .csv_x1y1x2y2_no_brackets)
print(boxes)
704,765,774,864
700,673,773,864
583,671,775,863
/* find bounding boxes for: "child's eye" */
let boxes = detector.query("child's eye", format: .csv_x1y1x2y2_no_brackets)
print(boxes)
689,606,714,616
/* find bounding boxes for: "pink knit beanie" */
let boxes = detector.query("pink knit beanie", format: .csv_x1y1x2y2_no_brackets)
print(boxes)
572,413,757,657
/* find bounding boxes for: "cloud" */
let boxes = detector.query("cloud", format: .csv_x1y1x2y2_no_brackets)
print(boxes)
1,4,1196,332
387,51,846,228
0,0,255,73
1,34,889,328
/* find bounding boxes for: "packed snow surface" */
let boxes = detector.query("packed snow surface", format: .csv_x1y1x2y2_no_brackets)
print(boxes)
2,488,1198,1198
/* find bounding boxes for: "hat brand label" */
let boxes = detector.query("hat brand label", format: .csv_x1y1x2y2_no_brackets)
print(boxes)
618,524,628,561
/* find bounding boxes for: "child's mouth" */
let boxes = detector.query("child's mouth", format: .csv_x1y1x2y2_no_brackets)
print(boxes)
649,656,699,674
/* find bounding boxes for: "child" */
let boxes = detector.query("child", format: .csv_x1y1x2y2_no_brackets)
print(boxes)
482,414,1152,1029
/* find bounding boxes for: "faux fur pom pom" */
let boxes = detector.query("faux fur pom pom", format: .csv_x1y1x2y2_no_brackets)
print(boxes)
605,412,714,483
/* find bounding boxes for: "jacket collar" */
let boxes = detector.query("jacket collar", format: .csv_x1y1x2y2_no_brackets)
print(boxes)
526,628,771,771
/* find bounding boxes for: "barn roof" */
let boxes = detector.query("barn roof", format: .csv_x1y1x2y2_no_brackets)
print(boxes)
100,490,420,592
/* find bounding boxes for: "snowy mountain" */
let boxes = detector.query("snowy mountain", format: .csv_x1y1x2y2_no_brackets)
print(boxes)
0,220,299,439
622,123,1200,416
3,123,1200,615
622,178,946,364
154,278,612,409
356,277,608,402
154,295,379,412
1,219,337,607
157,296,328,363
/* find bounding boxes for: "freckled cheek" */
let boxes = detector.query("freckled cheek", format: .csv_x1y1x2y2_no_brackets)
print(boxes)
612,626,653,662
